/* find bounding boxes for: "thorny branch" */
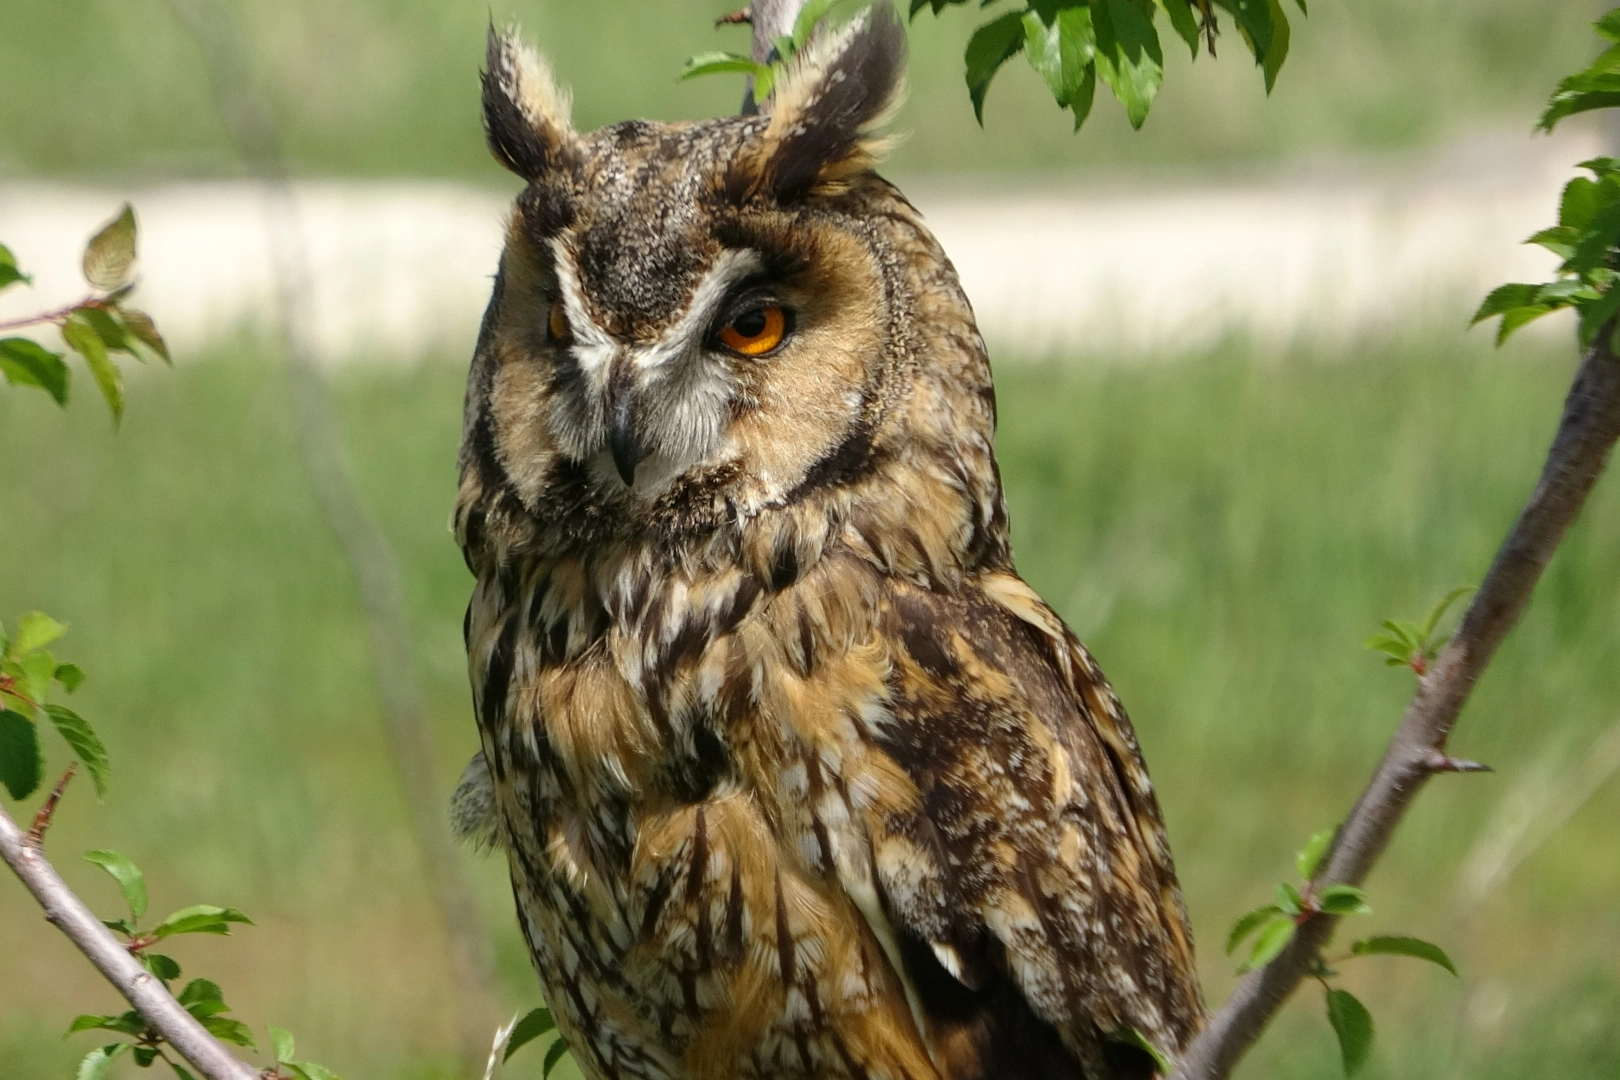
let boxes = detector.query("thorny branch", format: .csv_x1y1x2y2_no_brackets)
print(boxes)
1172,333,1620,1079
0,801,259,1080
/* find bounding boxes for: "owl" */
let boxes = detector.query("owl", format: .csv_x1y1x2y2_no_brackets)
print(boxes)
452,6,1203,1079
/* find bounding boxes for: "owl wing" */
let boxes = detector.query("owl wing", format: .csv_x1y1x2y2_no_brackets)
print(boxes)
863,569,1202,1080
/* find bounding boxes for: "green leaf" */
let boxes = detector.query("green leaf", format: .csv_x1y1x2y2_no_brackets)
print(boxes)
44,704,110,797
1157,0,1201,57
62,311,123,424
17,650,58,706
76,1044,128,1080
139,952,182,981
150,904,254,939
271,1027,296,1064
1297,828,1334,879
1226,904,1283,954
116,307,171,364
14,611,67,654
1417,585,1474,643
1471,283,1545,324
0,338,70,405
1350,935,1458,976
680,52,771,80
1579,283,1620,348
1093,0,1164,129
55,663,86,692
1527,225,1580,260
132,1045,160,1067
1568,199,1620,276
0,709,43,801
1243,915,1296,971
1326,988,1374,1076
83,204,137,292
1317,883,1372,916
542,1037,573,1079
792,0,859,47
1022,5,1096,113
170,1064,198,1080
1495,303,1561,345
0,242,30,291
965,11,1027,123
1276,881,1305,916
84,850,148,921
176,978,225,1009
81,307,138,358
286,1062,342,1080
200,1016,256,1049
1260,0,1290,91
506,1007,558,1062
1118,1026,1173,1074
68,1013,145,1036
1214,0,1272,64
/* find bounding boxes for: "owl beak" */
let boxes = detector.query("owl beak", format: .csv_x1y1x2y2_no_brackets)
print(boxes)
607,361,642,486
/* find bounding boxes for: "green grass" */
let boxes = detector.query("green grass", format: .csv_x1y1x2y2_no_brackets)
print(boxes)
2,327,1619,1078
0,0,1602,182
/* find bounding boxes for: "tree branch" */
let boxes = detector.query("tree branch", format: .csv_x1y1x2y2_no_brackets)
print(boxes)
0,803,259,1080
1173,334,1620,1080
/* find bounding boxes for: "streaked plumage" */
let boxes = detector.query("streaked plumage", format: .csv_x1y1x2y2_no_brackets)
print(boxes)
452,8,1203,1078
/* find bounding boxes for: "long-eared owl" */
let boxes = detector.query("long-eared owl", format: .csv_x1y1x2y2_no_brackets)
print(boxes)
452,6,1203,1078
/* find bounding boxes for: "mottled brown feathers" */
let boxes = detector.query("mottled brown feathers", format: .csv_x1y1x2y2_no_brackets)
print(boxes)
456,8,1201,1080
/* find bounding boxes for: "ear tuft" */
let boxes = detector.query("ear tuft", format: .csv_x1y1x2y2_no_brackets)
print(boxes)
482,25,578,181
754,3,907,200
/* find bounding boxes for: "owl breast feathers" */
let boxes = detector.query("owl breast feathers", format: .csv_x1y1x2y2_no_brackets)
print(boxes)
452,6,1203,1079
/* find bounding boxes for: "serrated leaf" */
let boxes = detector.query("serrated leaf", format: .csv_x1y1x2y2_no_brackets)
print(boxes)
76,1044,128,1080
286,1062,342,1080
1022,5,1096,112
1226,904,1283,954
200,1016,256,1049
1579,283,1620,348
1471,283,1543,324
965,10,1027,123
1350,935,1458,976
176,978,225,1008
1158,0,1201,56
62,311,122,424
80,307,139,358
170,1064,198,1080
117,307,170,364
271,1027,295,1064
68,1013,144,1036
1276,881,1305,916
1243,915,1295,971
0,242,29,291
1297,828,1334,879
15,611,67,654
1214,0,1272,64
17,650,57,705
1326,988,1374,1075
0,709,43,800
84,850,148,921
55,662,86,692
680,52,771,80
0,338,70,405
1496,303,1561,345
44,704,110,797
1317,883,1372,915
139,952,181,981
542,1038,572,1079
1093,0,1163,128
132,1045,159,1068
506,1007,558,1062
151,904,253,939
83,205,137,292
1260,0,1289,91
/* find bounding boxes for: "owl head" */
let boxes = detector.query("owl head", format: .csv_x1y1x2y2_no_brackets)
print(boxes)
460,4,997,567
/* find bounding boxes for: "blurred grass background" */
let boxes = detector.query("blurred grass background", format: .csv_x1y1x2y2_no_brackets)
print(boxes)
3,0,1620,1077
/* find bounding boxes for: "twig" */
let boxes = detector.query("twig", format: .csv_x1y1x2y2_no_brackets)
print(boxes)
27,762,77,843
1173,335,1620,1079
0,803,259,1080
163,0,498,1069
0,296,109,334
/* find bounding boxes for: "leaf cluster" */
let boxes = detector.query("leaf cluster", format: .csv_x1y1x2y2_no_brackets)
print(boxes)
923,0,1300,132
1362,586,1471,676
0,204,170,423
1224,829,1456,1075
1475,10,1620,352
503,1007,574,1078
682,0,870,101
0,613,108,800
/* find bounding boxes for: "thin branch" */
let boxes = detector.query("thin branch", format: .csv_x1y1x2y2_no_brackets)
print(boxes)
164,0,498,1068
0,296,109,334
1173,334,1620,1080
0,803,259,1080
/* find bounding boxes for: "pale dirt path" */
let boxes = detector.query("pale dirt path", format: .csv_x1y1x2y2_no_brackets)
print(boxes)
0,130,1590,368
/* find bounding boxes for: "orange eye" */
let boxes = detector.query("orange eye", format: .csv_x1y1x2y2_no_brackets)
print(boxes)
718,305,788,357
548,299,571,343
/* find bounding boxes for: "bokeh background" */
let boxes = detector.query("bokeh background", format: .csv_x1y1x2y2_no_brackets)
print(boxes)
3,1,1619,1078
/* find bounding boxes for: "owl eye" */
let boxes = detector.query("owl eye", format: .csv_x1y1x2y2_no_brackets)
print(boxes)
717,304,790,357
548,299,572,344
